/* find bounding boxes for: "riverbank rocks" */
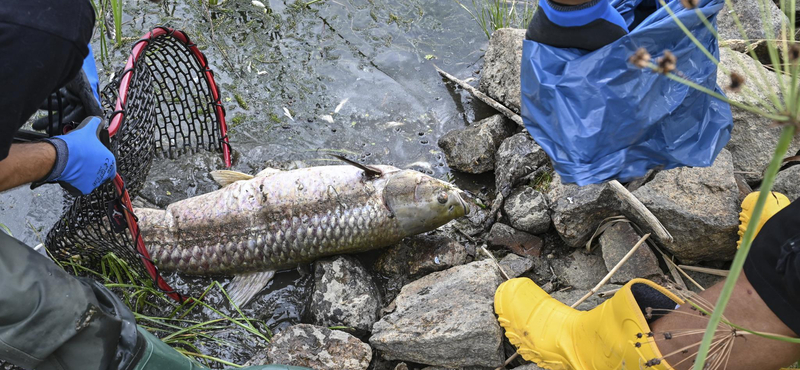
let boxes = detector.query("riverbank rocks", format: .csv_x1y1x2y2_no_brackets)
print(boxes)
546,173,621,248
599,222,661,283
633,149,739,262
499,253,535,278
551,249,609,290
480,28,526,112
495,132,550,194
311,256,380,333
503,186,551,235
488,223,543,257
375,234,469,279
718,48,800,183
552,283,621,311
257,324,371,370
370,260,505,368
773,165,800,201
717,0,787,41
438,114,517,173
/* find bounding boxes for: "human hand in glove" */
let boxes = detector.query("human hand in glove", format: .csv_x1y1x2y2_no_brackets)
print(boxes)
32,69,103,135
32,116,117,196
525,0,629,51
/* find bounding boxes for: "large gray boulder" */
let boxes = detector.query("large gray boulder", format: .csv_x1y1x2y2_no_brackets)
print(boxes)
633,149,739,262
773,165,800,202
503,186,551,235
311,256,381,333
546,173,622,248
718,48,800,183
256,324,372,370
717,0,788,41
495,133,550,194
599,222,661,284
480,28,526,112
551,249,609,290
438,114,517,174
370,260,505,368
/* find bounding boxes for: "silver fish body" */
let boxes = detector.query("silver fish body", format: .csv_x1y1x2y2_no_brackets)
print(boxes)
135,165,468,276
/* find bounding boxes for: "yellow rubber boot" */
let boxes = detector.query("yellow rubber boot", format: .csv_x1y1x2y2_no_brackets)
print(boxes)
737,191,791,249
495,278,683,370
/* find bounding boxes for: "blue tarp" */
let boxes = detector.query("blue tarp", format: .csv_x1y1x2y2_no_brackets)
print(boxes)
520,0,732,185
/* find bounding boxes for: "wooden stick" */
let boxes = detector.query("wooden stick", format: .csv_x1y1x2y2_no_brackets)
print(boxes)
608,180,674,244
678,265,730,277
571,233,650,308
433,64,525,127
482,246,511,281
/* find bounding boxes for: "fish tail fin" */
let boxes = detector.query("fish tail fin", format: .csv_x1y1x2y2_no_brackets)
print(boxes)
227,270,275,307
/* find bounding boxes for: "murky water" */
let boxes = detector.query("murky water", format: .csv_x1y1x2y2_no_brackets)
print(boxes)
1,0,500,367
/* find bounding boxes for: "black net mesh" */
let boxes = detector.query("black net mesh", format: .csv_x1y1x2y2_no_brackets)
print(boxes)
45,27,230,289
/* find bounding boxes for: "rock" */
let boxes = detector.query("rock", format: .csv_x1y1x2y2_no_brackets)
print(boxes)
773,165,800,201
513,364,548,370
257,324,371,370
718,48,800,183
488,223,543,257
370,260,506,368
717,0,788,41
375,234,469,279
633,149,739,262
480,28,526,112
599,222,661,284
438,114,517,174
551,249,609,290
311,256,381,333
503,186,551,235
499,253,534,278
546,173,622,248
452,195,491,236
495,133,550,194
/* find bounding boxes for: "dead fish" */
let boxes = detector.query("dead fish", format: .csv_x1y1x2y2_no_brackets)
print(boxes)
134,156,469,306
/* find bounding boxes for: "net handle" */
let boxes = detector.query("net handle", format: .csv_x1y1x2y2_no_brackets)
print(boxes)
110,26,232,167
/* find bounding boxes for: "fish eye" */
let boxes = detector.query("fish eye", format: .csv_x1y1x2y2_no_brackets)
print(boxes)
437,191,448,204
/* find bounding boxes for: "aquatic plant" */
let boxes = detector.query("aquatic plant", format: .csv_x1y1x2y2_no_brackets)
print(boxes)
632,0,800,368
454,0,536,39
58,252,270,367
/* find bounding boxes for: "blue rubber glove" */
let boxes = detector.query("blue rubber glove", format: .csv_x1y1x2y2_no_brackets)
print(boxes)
32,116,117,196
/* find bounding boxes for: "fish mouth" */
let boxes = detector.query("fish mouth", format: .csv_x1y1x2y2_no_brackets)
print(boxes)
456,191,470,216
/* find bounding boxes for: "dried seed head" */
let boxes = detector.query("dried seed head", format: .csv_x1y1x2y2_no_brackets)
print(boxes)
645,307,653,320
635,342,642,348
636,333,643,338
664,332,673,340
657,50,677,74
790,44,800,62
629,47,651,68
680,0,698,9
728,72,745,92
645,358,662,367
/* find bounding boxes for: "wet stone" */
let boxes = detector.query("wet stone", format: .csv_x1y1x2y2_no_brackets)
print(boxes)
599,222,661,284
480,28,527,113
488,223,543,257
546,173,621,248
495,133,550,195
551,249,608,291
254,324,371,370
438,114,517,174
551,284,622,311
498,253,534,278
375,233,469,280
370,260,505,368
717,0,787,41
633,149,739,262
311,256,381,333
773,165,800,202
503,186,551,235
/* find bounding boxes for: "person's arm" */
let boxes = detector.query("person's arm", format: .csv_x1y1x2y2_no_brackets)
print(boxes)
0,143,56,192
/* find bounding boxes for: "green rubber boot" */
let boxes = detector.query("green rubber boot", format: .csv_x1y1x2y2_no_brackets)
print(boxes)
133,327,311,370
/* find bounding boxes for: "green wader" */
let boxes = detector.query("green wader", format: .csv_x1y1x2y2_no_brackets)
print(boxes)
0,233,309,370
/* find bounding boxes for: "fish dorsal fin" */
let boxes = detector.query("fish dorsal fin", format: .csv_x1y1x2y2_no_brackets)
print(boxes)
227,270,276,308
255,168,282,178
330,154,383,178
210,170,254,187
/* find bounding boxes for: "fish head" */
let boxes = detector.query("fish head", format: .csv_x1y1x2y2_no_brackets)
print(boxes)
383,170,469,235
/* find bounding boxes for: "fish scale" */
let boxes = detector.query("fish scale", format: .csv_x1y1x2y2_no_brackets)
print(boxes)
133,162,468,305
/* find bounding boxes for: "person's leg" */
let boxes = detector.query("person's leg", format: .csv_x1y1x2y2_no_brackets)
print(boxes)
0,231,142,370
525,0,628,51
654,197,800,369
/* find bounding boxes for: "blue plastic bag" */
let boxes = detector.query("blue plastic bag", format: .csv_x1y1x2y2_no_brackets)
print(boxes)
520,0,732,186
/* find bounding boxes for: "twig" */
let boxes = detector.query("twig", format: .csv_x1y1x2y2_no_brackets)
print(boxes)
481,245,510,281
571,233,650,308
678,265,730,277
608,180,673,243
433,64,524,127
